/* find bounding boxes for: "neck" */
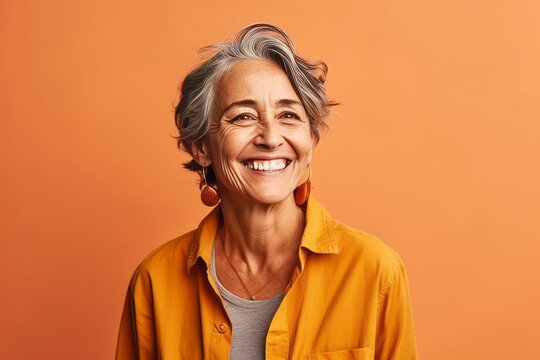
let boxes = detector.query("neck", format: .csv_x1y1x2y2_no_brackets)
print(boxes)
218,194,305,273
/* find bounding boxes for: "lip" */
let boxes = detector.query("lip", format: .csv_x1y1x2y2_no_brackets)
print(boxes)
241,158,292,172
241,156,293,161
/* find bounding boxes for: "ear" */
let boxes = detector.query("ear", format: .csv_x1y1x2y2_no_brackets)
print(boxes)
191,140,212,168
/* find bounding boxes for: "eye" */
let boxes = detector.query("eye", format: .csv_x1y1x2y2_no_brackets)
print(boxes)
231,113,257,122
279,112,301,121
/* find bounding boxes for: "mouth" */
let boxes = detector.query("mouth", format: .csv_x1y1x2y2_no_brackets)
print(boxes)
242,158,291,172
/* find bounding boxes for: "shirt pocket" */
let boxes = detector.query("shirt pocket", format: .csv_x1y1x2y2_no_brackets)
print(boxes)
305,346,374,360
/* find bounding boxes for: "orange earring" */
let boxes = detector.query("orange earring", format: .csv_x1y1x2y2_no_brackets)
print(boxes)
200,166,220,207
294,163,312,206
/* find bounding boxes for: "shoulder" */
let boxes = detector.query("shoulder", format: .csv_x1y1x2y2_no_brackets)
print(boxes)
133,229,197,279
330,219,408,292
304,197,407,281
333,220,404,269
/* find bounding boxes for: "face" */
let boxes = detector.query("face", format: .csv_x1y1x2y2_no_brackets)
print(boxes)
195,59,314,206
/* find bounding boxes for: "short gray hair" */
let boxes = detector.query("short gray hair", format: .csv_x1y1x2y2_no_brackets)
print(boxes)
174,23,336,173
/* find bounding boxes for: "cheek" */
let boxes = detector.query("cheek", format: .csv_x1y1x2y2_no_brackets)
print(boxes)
208,126,248,161
288,128,314,159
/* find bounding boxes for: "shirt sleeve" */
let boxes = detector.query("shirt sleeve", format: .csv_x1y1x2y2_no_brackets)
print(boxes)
115,268,156,360
375,260,418,360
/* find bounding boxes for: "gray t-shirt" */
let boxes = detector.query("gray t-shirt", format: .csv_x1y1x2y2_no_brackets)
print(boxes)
211,244,284,360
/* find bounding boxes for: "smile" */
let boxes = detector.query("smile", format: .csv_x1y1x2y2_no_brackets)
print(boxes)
242,159,290,172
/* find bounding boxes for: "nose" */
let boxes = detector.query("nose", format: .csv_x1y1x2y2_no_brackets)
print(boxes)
253,119,283,149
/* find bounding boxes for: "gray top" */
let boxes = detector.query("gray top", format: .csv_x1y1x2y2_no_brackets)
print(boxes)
211,244,284,360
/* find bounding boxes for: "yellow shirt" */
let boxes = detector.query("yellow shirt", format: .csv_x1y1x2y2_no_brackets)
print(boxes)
116,197,417,359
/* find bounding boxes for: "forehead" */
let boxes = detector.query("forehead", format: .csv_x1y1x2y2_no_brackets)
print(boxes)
215,59,300,105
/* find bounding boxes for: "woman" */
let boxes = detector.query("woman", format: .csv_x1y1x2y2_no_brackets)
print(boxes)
116,24,417,360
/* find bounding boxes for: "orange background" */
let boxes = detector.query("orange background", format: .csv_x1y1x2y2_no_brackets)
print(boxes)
2,0,539,359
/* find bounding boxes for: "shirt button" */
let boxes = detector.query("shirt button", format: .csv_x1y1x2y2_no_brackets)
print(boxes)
217,323,228,333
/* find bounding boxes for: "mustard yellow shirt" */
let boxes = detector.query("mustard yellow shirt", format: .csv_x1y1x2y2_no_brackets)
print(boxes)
116,197,418,359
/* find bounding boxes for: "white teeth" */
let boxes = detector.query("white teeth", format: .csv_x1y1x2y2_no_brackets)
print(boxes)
243,159,287,172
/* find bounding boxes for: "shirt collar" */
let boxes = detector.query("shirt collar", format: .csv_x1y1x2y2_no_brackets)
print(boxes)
186,196,339,273
187,205,221,273
300,196,339,254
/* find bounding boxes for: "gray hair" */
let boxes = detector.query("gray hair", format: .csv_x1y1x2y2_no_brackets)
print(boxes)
174,23,336,173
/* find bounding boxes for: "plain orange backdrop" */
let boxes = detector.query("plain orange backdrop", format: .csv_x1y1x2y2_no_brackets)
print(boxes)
2,0,540,359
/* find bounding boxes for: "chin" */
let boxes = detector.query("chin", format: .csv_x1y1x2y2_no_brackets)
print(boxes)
249,189,293,206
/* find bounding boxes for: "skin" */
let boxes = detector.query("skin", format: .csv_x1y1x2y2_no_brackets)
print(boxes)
191,59,315,299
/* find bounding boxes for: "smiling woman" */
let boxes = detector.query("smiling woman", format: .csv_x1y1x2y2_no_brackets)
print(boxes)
115,24,418,360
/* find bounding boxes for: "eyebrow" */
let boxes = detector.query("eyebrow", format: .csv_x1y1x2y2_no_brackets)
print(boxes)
276,99,303,108
220,98,304,117
220,99,257,116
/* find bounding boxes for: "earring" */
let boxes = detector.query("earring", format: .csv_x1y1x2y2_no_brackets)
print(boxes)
294,163,312,206
200,166,220,207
